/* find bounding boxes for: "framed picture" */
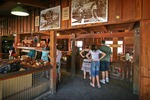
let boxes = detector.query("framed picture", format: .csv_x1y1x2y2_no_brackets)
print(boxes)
40,5,60,31
71,0,108,26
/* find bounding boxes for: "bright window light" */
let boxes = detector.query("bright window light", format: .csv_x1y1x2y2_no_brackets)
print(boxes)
76,41,83,47
105,40,113,52
117,41,123,54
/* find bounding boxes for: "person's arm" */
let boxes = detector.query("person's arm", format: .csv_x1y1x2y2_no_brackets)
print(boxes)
79,49,85,58
110,54,113,62
100,52,106,60
34,51,37,59
86,51,91,60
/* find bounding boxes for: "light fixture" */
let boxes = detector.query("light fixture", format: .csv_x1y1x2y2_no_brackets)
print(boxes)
57,33,60,36
11,2,29,16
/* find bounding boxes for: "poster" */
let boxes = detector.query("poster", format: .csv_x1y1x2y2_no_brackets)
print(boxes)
71,0,108,26
40,5,60,30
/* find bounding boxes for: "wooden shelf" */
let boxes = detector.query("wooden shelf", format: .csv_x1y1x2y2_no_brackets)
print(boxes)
16,46,49,52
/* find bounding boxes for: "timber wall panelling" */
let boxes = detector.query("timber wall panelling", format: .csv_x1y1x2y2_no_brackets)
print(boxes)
140,20,150,100
27,12,31,33
109,0,122,22
31,10,35,33
0,0,143,35
142,0,150,19
122,0,136,21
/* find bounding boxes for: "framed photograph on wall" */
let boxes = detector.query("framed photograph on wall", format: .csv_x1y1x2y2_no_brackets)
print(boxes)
40,5,60,31
71,0,108,26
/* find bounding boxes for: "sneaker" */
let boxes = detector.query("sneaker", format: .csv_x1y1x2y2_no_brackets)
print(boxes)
90,82,95,87
106,78,109,83
100,79,106,84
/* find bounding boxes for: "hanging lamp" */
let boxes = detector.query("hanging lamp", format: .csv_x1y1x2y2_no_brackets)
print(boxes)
11,2,29,16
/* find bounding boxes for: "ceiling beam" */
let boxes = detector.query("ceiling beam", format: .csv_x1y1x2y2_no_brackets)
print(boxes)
106,22,135,32
76,32,134,39
5,0,49,8
57,35,71,39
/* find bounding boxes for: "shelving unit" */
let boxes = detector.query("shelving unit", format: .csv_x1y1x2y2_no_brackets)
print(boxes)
16,46,49,52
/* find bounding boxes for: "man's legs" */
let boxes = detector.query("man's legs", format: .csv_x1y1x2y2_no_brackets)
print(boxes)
100,61,110,84
100,61,106,84
101,71,106,84
105,71,109,82
105,61,110,82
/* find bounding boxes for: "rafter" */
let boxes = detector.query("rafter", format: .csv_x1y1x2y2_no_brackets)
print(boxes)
76,32,134,39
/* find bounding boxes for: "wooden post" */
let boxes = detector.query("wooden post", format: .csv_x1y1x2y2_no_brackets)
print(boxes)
0,36,2,53
49,30,57,93
15,34,20,56
140,20,150,100
113,37,118,61
133,26,140,94
68,39,71,51
71,34,76,77
0,81,2,100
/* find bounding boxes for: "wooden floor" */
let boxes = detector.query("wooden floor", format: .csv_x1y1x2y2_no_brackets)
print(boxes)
34,69,138,100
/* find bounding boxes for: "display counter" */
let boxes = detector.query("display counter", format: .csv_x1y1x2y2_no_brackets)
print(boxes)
0,63,52,100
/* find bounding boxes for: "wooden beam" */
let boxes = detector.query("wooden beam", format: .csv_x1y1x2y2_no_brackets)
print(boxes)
5,0,49,8
57,35,71,39
107,22,135,32
49,30,57,93
76,32,134,39
82,25,108,33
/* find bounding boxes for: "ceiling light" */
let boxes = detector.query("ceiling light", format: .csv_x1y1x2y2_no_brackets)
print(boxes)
11,3,29,16
57,33,60,36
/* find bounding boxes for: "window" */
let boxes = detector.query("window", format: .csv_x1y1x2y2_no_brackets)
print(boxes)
117,41,123,54
76,41,83,51
76,41,83,47
105,40,113,52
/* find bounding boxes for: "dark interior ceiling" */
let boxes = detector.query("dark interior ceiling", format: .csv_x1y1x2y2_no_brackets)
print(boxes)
0,0,54,19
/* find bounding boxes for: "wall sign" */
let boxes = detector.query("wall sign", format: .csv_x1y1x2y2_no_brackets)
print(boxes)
35,16,39,26
62,7,69,20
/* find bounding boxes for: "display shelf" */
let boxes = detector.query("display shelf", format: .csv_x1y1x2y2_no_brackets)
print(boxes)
16,46,49,52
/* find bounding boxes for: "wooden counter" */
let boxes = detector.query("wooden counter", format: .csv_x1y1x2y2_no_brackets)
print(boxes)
0,65,52,100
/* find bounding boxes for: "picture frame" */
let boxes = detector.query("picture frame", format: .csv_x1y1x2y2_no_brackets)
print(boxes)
71,0,108,26
40,5,60,30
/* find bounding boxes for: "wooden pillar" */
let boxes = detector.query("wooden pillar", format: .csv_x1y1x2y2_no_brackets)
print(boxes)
15,34,20,55
0,36,2,53
140,20,150,100
0,81,2,100
113,37,118,61
68,39,71,51
71,34,76,77
49,31,57,93
133,26,140,94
